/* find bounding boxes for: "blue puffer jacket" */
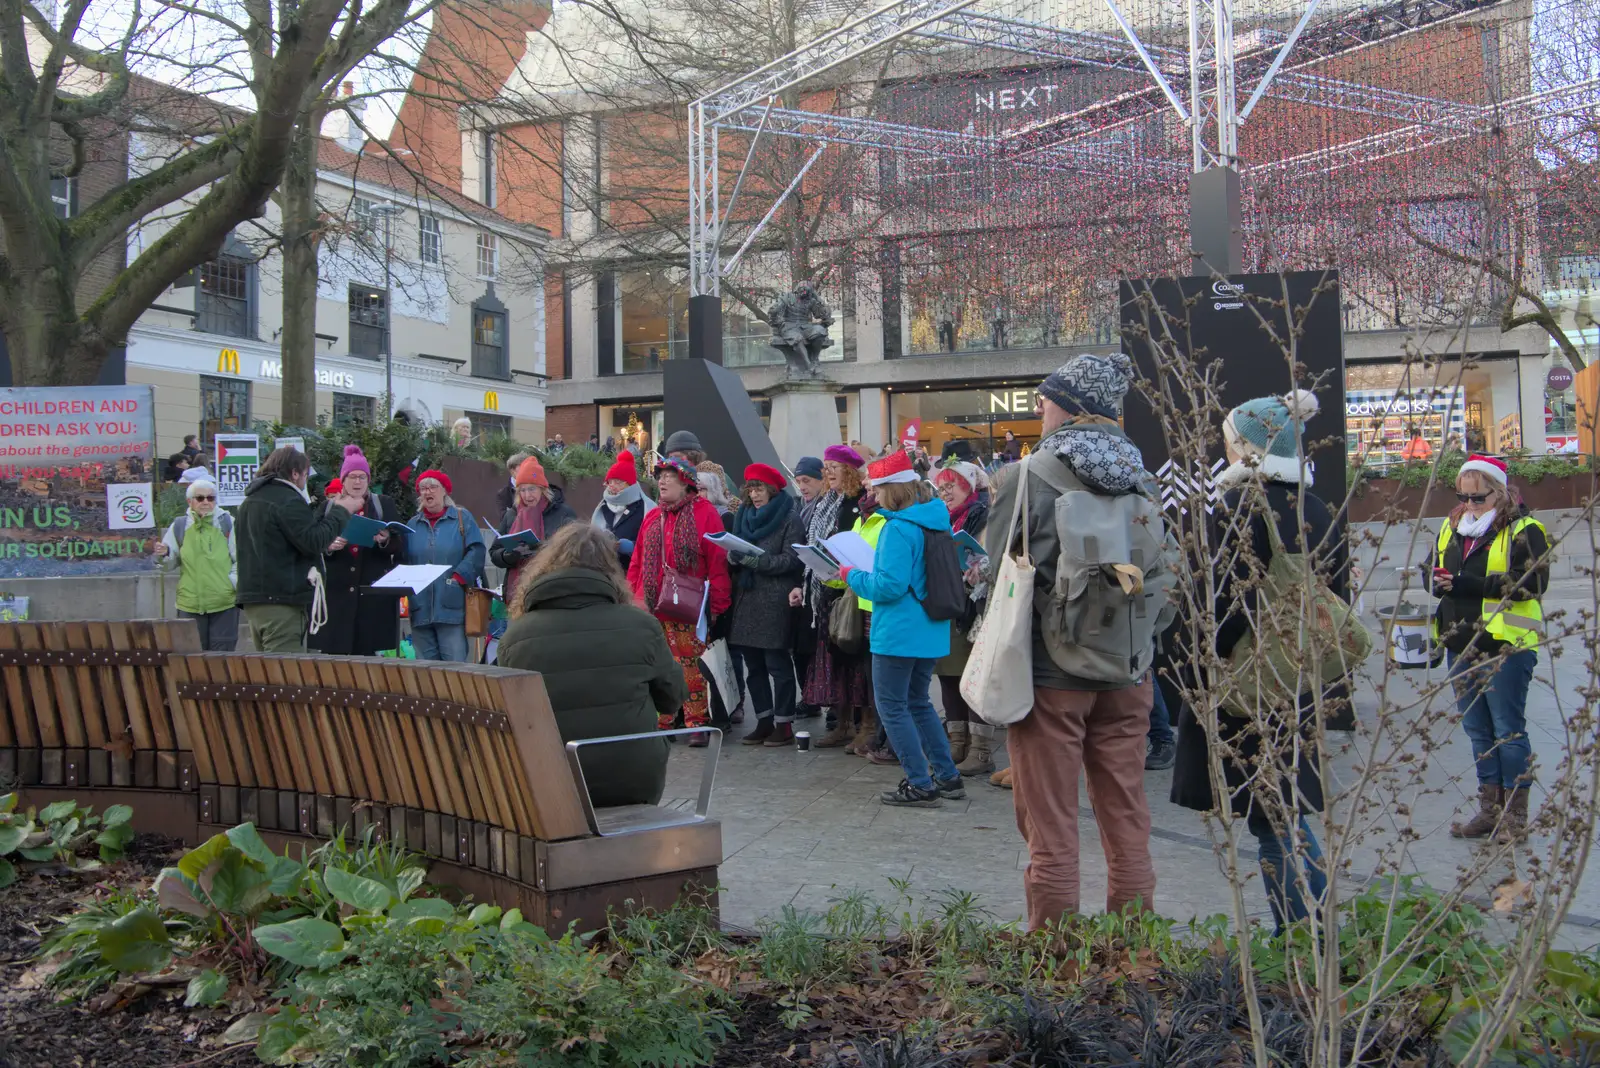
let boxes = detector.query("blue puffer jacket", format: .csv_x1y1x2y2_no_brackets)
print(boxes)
404,505,487,627
845,498,951,659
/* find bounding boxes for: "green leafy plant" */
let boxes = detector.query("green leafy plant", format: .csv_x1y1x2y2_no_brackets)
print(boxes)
0,793,134,887
257,897,733,1067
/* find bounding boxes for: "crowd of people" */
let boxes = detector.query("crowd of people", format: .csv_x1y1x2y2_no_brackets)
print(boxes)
155,353,1551,932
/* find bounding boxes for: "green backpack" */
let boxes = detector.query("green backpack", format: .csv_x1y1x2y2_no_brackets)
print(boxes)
1222,509,1374,717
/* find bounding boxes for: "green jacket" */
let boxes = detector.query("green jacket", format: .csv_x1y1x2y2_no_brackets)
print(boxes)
234,477,351,607
496,567,683,808
159,509,237,614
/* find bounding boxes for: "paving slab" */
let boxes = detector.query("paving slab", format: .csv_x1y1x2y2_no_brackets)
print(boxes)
660,577,1600,948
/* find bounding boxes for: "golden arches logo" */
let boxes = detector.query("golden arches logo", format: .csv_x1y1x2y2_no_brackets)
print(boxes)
217,349,241,374
483,391,500,411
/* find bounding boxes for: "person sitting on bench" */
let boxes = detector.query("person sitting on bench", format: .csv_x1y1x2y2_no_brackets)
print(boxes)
498,524,683,807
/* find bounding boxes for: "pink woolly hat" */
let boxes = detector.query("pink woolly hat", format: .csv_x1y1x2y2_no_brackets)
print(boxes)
339,444,371,479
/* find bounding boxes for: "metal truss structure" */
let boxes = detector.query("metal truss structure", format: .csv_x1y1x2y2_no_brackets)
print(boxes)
688,0,1572,297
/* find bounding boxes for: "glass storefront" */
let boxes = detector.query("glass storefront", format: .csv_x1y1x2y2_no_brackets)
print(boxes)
601,403,664,454
888,383,1042,462
1344,355,1525,464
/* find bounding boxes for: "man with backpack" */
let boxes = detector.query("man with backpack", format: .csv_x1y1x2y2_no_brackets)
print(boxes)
983,354,1179,928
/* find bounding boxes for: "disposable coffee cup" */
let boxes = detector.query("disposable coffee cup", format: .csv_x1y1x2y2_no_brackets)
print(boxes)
794,731,811,752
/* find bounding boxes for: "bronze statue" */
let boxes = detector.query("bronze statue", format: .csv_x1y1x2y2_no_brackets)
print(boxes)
768,281,834,376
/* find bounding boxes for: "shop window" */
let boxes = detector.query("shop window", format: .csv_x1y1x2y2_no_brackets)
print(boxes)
418,213,442,265
616,268,688,372
348,283,388,359
195,252,255,339
889,383,1044,463
199,375,250,448
468,411,511,442
333,393,375,426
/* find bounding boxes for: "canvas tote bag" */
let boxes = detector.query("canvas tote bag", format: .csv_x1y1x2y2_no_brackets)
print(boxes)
960,456,1037,726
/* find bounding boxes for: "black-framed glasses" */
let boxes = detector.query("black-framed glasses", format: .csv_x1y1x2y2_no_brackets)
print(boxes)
1455,492,1490,503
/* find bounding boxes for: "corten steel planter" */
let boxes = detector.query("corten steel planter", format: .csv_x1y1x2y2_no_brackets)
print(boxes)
1349,476,1596,521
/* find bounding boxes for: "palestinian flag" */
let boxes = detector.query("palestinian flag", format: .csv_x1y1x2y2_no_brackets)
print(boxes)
217,440,258,465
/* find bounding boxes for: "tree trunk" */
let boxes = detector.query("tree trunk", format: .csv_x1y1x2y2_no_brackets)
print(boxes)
279,113,324,427
0,244,110,386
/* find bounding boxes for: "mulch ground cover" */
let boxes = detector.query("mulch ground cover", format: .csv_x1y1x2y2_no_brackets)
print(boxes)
0,833,252,1068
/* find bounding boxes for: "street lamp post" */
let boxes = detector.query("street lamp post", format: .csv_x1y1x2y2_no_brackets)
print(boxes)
368,203,404,419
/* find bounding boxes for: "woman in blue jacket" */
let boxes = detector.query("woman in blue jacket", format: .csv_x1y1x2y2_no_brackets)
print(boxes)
840,450,960,808
404,470,487,662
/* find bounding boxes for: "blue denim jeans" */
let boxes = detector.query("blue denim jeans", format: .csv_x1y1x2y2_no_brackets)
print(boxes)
1253,815,1327,935
411,623,469,663
1147,678,1174,745
871,655,959,791
1448,648,1537,789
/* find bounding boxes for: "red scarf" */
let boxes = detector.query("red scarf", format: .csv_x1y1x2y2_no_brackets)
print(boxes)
639,495,702,612
504,499,546,598
947,495,975,533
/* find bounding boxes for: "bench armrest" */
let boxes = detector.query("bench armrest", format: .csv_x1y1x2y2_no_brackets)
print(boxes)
563,728,721,836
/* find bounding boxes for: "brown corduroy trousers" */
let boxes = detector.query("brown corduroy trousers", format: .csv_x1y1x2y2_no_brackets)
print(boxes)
1009,680,1156,929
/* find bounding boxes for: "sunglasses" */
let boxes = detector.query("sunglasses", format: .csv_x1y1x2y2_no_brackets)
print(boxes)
191,495,216,502
1455,492,1491,503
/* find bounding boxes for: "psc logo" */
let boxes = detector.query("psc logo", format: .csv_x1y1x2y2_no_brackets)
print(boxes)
119,494,149,524
217,349,241,374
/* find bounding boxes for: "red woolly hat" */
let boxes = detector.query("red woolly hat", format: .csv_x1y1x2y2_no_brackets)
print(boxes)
416,469,452,493
1459,454,1508,486
324,478,343,496
605,452,638,485
744,463,787,492
866,449,918,486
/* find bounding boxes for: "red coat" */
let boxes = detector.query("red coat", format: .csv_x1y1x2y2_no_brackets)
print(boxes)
627,496,732,620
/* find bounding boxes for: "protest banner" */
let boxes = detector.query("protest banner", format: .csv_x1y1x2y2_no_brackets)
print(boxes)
0,386,156,576
214,433,260,506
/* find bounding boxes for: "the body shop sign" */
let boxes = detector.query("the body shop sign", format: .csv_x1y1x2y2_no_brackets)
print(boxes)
0,386,157,576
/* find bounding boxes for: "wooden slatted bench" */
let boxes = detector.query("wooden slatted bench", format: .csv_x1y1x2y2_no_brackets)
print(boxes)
166,653,722,930
0,620,722,931
0,620,202,833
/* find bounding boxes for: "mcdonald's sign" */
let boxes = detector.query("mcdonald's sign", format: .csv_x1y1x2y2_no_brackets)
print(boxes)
217,349,241,374
483,391,500,411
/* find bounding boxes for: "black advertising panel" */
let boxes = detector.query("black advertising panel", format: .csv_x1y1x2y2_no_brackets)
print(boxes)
1119,270,1347,511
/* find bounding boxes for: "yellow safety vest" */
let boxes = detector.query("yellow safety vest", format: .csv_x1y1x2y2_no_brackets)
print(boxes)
1434,516,1546,649
853,512,886,612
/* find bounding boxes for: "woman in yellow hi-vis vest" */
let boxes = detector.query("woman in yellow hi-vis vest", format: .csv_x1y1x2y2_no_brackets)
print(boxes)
1429,455,1550,842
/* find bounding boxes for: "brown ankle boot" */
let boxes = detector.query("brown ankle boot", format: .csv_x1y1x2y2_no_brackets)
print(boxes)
1451,784,1503,839
946,721,970,764
847,709,878,755
816,721,854,747
1497,787,1531,843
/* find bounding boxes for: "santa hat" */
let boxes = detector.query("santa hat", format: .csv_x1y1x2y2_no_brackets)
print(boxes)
744,463,787,493
605,452,638,485
415,469,452,494
866,450,917,486
1459,454,1508,486
339,444,370,479
515,457,548,487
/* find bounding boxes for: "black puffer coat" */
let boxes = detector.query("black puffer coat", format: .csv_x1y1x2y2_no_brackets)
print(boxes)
311,493,404,655
1170,479,1348,828
725,501,807,651
497,568,682,807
